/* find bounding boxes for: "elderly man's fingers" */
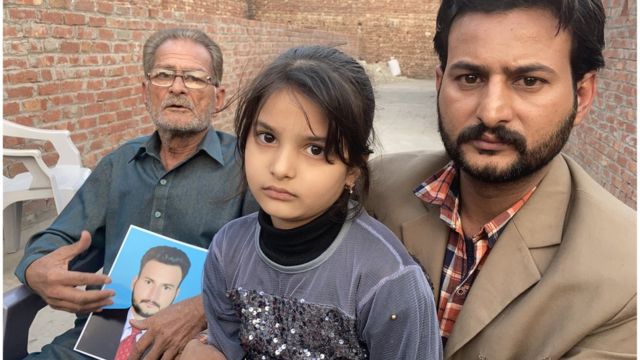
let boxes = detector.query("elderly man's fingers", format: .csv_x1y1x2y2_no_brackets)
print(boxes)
128,329,155,360
59,270,112,287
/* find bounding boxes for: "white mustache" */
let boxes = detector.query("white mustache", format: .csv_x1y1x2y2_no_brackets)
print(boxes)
162,96,193,110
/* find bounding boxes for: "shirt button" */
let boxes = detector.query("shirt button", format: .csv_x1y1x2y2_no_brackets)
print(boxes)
154,211,162,218
160,179,167,185
456,288,467,296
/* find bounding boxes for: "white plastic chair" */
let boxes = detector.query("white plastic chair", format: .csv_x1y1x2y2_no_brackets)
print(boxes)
3,120,91,253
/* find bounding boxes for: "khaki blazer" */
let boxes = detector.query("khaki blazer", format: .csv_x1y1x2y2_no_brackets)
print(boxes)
368,151,636,360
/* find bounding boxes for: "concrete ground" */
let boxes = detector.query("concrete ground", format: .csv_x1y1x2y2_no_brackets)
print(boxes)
3,77,442,353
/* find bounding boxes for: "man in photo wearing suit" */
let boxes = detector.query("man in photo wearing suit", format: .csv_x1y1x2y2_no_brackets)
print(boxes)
368,0,636,359
76,246,191,360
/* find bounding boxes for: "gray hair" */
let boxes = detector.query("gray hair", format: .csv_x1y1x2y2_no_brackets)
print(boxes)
143,28,223,86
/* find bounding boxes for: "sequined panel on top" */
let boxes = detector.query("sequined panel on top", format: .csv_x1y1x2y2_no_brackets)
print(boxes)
228,288,369,359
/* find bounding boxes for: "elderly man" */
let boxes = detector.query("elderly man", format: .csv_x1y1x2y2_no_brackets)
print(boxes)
16,28,256,359
369,1,636,359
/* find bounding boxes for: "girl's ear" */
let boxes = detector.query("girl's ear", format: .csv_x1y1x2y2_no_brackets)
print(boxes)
345,167,361,189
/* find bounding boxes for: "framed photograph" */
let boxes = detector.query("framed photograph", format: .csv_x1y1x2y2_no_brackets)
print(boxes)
74,225,207,360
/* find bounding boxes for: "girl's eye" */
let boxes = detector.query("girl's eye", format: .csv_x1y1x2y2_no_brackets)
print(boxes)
257,132,276,144
305,144,324,156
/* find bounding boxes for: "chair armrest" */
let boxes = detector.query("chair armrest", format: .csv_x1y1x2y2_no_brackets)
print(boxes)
2,247,103,359
3,148,53,189
3,120,82,167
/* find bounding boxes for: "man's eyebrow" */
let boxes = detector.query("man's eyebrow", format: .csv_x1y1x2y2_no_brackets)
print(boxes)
153,65,207,73
448,61,558,77
504,63,558,77
448,61,489,75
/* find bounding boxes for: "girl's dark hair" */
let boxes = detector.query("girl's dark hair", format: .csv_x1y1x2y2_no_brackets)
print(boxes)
235,45,375,217
433,0,605,84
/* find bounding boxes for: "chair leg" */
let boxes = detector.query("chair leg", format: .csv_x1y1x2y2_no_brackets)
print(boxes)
3,202,23,254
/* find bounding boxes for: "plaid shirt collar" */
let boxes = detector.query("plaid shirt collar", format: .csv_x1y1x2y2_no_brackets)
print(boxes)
413,161,536,246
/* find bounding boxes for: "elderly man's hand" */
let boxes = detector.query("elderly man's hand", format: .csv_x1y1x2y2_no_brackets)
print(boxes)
128,295,206,360
24,231,114,313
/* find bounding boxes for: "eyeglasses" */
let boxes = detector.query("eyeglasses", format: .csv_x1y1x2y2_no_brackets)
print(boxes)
147,68,218,89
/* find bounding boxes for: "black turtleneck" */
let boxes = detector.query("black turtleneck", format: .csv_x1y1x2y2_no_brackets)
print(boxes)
258,205,347,266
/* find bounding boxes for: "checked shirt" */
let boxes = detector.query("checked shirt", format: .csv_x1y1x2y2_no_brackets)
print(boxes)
414,162,536,345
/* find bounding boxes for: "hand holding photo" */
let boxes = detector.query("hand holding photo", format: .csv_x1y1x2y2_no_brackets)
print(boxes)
74,225,207,360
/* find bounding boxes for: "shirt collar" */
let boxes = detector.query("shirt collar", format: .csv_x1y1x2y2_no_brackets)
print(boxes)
414,161,536,247
414,161,461,231
120,308,136,341
130,128,226,166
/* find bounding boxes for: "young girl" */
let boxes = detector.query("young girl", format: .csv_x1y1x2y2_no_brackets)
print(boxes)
196,45,441,359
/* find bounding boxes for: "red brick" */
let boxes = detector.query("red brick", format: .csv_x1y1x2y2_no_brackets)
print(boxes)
79,117,98,129
50,95,74,106
6,86,35,99
42,109,63,123
4,58,29,70
4,25,20,37
77,92,96,103
74,0,96,11
49,0,71,9
6,70,39,83
65,13,86,25
96,1,114,14
22,99,45,112
60,41,80,53
40,11,64,24
84,103,104,116
38,83,60,96
88,16,107,27
4,102,20,116
8,8,39,20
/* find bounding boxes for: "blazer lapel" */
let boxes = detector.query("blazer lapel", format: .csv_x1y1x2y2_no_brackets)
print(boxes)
444,224,541,358
444,156,571,358
401,211,449,293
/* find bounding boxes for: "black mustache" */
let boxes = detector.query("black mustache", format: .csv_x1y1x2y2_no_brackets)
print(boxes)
456,123,527,153
139,300,161,308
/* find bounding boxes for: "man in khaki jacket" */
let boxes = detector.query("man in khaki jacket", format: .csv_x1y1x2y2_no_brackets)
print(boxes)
368,0,636,359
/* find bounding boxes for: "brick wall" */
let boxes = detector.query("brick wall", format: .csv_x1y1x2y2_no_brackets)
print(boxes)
159,0,248,17
3,0,358,225
564,0,637,209
251,0,440,79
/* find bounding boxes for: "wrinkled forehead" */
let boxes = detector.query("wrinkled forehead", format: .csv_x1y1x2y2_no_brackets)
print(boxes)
153,39,213,72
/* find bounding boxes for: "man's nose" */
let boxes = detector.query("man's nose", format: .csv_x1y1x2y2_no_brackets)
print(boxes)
142,285,160,301
476,78,513,127
168,75,188,94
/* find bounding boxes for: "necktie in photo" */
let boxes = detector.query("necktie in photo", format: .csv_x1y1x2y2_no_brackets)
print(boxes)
114,327,142,360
